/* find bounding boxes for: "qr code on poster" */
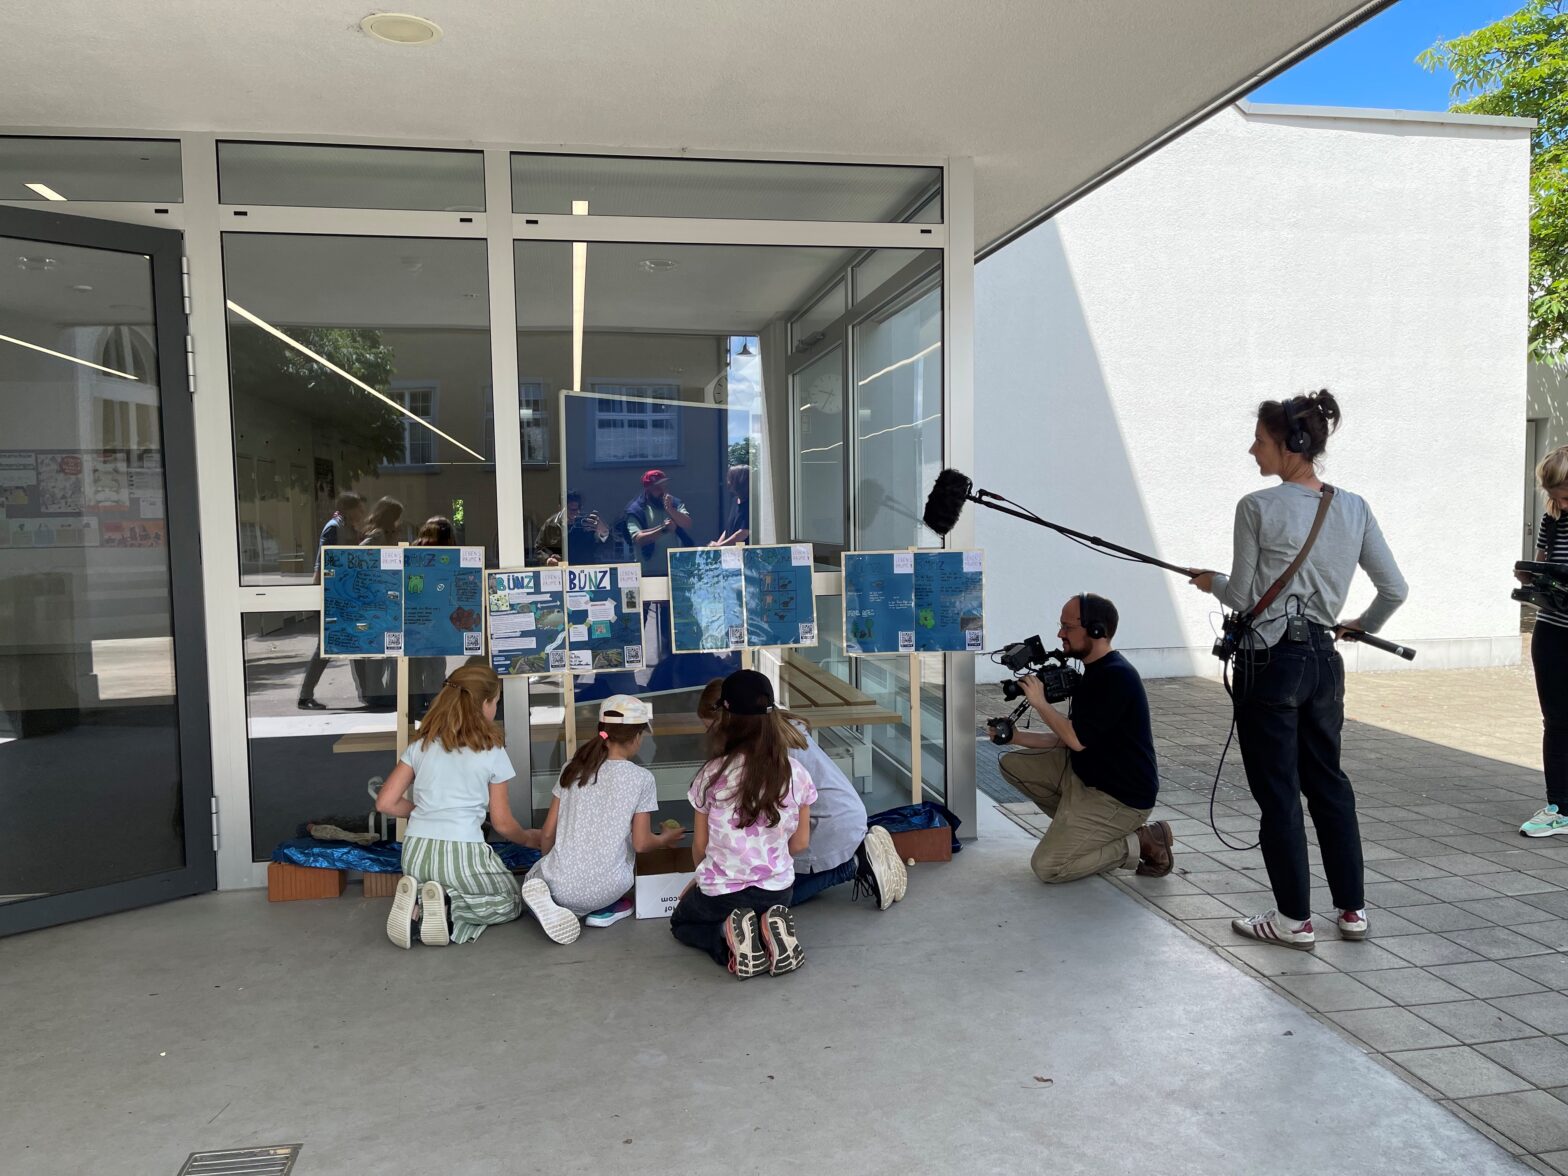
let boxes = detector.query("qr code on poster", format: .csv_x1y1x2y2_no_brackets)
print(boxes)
624,645,645,669
384,632,404,654
463,632,482,654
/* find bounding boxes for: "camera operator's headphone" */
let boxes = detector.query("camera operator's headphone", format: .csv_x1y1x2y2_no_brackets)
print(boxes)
1079,592,1108,641
1284,396,1312,455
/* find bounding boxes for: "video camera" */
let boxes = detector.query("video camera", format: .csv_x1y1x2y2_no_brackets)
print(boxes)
996,636,1081,704
1514,561,1568,615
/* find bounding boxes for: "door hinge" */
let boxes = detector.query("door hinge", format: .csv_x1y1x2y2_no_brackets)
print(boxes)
186,335,196,395
210,795,220,852
180,254,192,316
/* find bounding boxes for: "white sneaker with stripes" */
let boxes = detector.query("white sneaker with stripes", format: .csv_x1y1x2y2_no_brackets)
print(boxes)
1231,909,1315,951
522,878,581,945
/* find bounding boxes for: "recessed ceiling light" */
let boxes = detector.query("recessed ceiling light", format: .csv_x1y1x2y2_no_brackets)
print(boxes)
640,259,679,273
361,13,443,45
17,256,59,272
25,182,66,201
71,284,94,293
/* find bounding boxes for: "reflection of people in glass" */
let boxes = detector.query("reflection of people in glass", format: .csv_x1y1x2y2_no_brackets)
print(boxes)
360,496,405,547
620,469,693,575
354,496,404,710
417,515,455,546
298,491,367,710
711,465,751,547
536,490,611,566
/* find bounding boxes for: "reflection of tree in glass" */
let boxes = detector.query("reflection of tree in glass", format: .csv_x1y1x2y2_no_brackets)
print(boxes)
229,324,402,483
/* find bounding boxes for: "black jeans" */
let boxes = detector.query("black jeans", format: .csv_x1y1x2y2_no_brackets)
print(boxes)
1534,623,1568,809
670,884,792,968
1234,629,1362,922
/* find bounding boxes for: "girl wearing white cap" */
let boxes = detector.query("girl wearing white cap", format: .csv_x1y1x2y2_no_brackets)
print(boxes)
520,694,684,944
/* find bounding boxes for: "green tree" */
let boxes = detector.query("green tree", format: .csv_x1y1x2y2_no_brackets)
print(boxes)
228,324,404,483
1420,0,1568,366
727,436,758,470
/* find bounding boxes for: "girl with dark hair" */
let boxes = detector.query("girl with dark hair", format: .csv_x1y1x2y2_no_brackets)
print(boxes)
712,465,751,546
374,664,538,948
416,515,456,546
519,695,683,944
672,670,817,979
1189,390,1407,951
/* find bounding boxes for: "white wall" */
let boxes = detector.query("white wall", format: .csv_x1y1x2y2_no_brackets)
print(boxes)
976,103,1531,680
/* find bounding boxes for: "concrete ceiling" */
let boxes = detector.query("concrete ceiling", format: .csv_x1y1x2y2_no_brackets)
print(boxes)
0,1,1387,254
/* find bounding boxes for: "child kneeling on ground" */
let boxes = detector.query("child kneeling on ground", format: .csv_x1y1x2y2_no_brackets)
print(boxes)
672,670,816,979
520,695,683,944
376,665,538,948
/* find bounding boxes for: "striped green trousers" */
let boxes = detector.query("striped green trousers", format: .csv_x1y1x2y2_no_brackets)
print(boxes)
402,836,522,944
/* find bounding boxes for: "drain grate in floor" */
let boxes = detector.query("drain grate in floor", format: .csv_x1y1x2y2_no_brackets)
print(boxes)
177,1145,300,1175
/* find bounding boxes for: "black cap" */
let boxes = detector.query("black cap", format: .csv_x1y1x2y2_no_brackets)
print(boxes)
721,669,775,716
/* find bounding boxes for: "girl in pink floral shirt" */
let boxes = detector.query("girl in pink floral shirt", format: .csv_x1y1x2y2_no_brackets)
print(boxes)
670,670,816,979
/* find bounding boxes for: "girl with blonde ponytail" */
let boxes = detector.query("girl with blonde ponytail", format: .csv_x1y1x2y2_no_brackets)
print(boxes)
374,664,537,948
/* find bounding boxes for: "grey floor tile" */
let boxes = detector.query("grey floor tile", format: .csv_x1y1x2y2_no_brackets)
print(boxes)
1478,1038,1568,1088
1426,961,1550,1000
1445,926,1560,961
1457,1090,1568,1154
1377,836,1463,858
1504,955,1568,990
1218,944,1339,977
1374,857,1454,882
1357,966,1474,1005
1536,1150,1568,1176
1363,880,1443,907
1388,1045,1534,1098
1493,994,1568,1035
1145,893,1241,920
1357,909,1429,937
1125,874,1203,897
1182,870,1257,894
1273,971,1394,1012
1457,897,1563,926
1521,920,1568,953
1475,873,1565,898
1413,1000,1543,1044
1307,939,1411,972
1328,1005,1460,1051
1524,892,1568,919
1379,934,1487,968
1414,873,1511,899
1426,855,1510,878
1402,903,1501,933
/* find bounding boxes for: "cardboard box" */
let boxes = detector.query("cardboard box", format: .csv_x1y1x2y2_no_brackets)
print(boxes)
634,846,695,920
361,872,402,898
890,826,951,863
267,861,347,902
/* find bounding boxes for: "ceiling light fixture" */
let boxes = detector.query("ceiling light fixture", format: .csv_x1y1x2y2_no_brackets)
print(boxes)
16,256,59,271
639,259,678,273
25,182,66,201
360,12,443,45
572,200,588,392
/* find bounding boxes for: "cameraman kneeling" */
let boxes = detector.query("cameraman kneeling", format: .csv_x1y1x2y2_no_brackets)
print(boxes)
994,594,1172,883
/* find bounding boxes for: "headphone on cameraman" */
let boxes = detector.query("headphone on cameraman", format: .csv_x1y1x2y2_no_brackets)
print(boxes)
1284,396,1312,455
1078,592,1108,641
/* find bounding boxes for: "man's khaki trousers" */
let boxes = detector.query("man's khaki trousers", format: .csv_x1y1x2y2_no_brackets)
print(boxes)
999,747,1149,883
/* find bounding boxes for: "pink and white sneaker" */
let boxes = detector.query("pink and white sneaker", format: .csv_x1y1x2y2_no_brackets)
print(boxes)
1337,909,1369,941
1231,909,1315,951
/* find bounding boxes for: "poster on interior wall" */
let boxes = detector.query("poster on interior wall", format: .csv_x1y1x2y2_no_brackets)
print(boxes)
743,544,817,648
912,549,985,652
321,545,405,656
101,520,166,548
486,568,567,677
563,563,645,673
667,546,746,653
842,550,917,655
0,451,37,509
403,546,486,657
0,516,100,548
88,452,130,510
35,453,85,514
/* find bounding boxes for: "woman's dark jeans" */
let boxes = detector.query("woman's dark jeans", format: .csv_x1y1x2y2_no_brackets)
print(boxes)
1234,628,1363,923
1534,622,1568,809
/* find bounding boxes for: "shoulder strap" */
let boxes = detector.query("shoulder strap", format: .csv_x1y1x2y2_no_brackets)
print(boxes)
1242,485,1336,623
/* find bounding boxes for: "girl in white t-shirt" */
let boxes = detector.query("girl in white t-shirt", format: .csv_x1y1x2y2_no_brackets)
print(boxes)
520,695,684,945
375,664,538,948
672,670,816,980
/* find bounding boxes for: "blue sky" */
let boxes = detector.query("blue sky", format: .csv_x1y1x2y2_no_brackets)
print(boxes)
1249,0,1522,110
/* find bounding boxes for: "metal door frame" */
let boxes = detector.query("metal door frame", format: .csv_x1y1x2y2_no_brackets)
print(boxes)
0,205,216,935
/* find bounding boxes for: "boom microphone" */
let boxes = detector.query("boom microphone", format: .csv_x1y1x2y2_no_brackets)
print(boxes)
923,468,974,536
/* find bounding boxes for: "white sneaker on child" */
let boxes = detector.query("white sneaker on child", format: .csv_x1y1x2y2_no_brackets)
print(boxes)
386,875,418,949
522,878,581,945
419,880,450,946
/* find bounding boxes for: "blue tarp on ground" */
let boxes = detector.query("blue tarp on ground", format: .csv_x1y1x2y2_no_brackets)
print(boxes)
867,801,962,853
271,837,542,873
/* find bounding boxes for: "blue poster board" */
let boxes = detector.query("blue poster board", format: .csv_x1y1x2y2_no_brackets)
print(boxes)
842,551,917,655
913,549,985,652
743,544,817,648
321,546,405,656
668,547,746,652
564,564,646,674
402,547,486,657
487,568,568,677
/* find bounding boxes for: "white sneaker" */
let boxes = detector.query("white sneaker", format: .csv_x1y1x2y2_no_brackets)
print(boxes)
386,875,418,949
522,878,581,945
1231,909,1316,951
1521,805,1568,838
419,881,450,946
1338,909,1369,941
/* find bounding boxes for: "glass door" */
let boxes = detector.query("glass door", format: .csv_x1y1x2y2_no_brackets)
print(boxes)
0,206,213,935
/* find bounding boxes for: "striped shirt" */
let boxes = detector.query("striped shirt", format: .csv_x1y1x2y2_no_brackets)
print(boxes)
1537,513,1568,630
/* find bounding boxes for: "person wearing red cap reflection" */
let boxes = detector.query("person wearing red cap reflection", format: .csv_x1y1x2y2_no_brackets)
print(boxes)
619,469,694,577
